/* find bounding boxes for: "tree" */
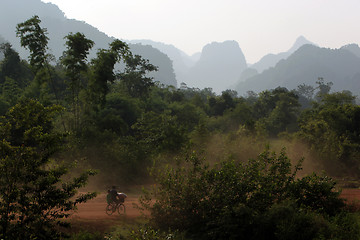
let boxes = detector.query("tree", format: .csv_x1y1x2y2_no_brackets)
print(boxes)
132,111,187,153
0,99,96,239
2,77,22,106
207,92,236,117
315,77,333,101
296,83,315,101
16,16,49,75
297,91,360,176
264,91,300,135
119,54,158,98
16,16,55,103
296,83,315,109
88,39,130,107
0,43,32,89
61,32,94,131
253,87,300,136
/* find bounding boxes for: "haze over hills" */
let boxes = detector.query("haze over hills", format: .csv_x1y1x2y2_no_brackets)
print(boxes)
128,39,198,85
0,0,177,87
133,37,317,94
249,36,315,74
129,43,176,86
341,44,360,58
182,40,247,93
235,44,360,96
1,0,360,96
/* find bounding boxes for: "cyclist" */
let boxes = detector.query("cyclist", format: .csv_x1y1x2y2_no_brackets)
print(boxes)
107,186,127,205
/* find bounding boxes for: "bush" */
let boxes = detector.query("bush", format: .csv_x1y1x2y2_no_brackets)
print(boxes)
70,231,103,240
0,100,96,239
140,148,357,240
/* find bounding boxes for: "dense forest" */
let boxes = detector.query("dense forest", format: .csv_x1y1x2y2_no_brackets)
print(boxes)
1,16,360,239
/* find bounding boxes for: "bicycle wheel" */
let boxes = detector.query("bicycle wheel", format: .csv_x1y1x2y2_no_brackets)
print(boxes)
106,203,115,215
117,203,126,215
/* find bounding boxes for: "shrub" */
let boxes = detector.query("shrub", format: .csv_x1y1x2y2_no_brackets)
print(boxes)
139,148,357,239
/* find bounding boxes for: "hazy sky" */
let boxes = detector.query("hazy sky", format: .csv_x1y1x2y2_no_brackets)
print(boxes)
42,0,360,63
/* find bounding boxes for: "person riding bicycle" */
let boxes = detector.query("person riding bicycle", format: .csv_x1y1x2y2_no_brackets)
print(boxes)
107,186,127,205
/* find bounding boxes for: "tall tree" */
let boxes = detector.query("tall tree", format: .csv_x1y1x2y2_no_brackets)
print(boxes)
315,77,333,101
16,16,53,102
119,54,158,98
61,32,94,131
88,39,130,107
16,15,49,75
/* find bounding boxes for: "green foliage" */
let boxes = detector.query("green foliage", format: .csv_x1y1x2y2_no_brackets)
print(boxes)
88,39,130,107
0,43,32,89
2,77,22,106
61,33,93,94
253,87,300,136
69,231,103,240
168,102,205,132
16,15,49,74
132,111,187,153
61,32,94,131
0,99,96,239
298,91,360,175
140,148,353,240
119,54,158,98
128,225,184,240
315,77,333,101
207,98,253,133
207,91,236,116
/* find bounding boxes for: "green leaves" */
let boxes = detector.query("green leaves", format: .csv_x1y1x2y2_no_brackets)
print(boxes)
16,15,49,74
142,148,347,239
119,54,158,98
62,32,94,92
298,91,360,175
61,32,94,131
0,100,96,239
132,111,187,153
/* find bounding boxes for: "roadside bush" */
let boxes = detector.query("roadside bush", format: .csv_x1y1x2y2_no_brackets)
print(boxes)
70,231,103,240
140,148,358,240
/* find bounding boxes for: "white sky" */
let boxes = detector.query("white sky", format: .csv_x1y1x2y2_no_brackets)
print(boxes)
42,0,360,63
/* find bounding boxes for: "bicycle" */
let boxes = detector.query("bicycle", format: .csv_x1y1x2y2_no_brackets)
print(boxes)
106,201,126,215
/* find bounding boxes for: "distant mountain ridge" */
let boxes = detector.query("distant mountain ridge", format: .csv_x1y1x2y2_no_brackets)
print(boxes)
182,40,247,93
1,0,359,96
0,0,177,87
249,36,315,74
235,44,360,96
128,39,198,84
341,44,360,58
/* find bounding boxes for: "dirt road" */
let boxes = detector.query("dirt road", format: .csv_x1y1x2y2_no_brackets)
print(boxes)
71,193,143,220
67,193,144,234
71,189,360,220
66,189,360,234
340,188,360,203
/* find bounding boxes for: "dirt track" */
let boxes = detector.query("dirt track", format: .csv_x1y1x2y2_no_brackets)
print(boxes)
65,189,360,234
67,193,144,234
71,189,360,220
340,188,360,203
71,193,143,220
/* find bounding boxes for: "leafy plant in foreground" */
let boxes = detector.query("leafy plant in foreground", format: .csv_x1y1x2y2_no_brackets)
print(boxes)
0,99,96,239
